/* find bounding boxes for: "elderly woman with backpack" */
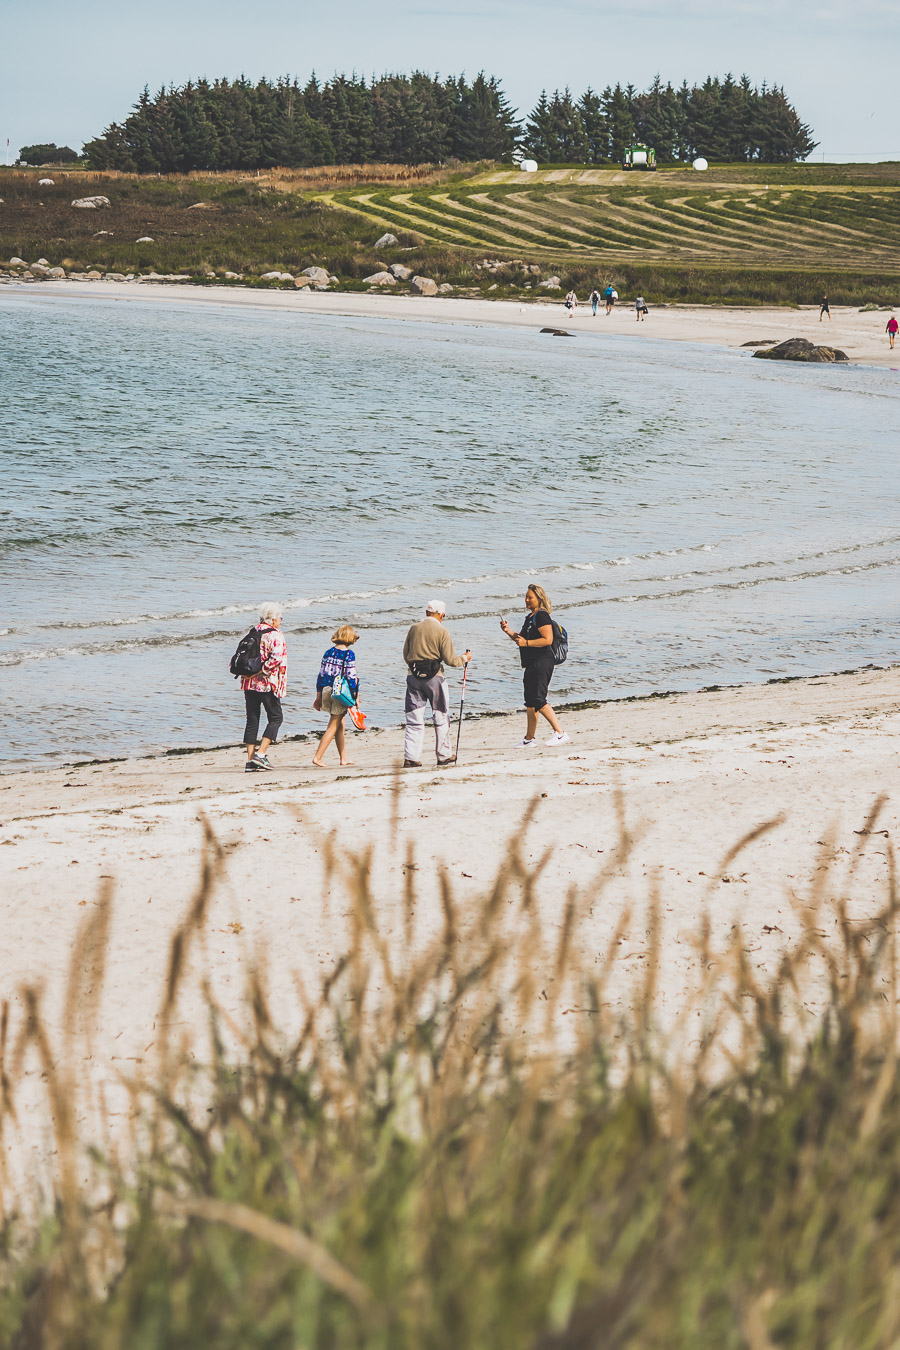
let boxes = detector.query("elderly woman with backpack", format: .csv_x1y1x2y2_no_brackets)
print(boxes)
500,584,569,748
230,601,288,772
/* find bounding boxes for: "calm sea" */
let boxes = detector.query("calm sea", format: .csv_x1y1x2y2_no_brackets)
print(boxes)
2,288,899,769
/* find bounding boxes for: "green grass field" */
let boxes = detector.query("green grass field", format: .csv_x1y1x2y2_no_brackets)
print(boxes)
2,161,899,304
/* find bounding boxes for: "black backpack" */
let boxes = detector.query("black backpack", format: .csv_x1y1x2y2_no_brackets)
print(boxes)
551,620,568,665
230,625,273,679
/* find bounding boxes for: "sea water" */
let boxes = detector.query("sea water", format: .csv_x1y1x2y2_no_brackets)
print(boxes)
2,288,899,768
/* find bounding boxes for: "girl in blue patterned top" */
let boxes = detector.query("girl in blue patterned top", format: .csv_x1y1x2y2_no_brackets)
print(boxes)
312,625,361,768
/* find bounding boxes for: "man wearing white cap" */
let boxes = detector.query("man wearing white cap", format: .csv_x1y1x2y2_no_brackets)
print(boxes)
402,600,471,767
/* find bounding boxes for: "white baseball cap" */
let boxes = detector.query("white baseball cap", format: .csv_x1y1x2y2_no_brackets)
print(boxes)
425,598,447,616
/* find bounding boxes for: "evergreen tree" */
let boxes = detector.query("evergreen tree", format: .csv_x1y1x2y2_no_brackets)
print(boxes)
80,70,817,170
578,88,608,163
603,84,635,164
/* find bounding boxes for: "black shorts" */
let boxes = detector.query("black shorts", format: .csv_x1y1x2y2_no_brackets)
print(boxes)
523,657,554,711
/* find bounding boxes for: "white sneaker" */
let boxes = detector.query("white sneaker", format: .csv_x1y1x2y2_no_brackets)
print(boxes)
515,737,537,748
545,732,570,746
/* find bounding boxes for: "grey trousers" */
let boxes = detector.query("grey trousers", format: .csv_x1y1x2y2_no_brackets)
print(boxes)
404,672,452,762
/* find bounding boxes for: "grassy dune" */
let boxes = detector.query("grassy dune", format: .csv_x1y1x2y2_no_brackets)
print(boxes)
3,804,900,1347
1,162,899,303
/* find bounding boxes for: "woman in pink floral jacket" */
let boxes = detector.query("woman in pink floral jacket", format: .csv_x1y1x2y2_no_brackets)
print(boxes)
242,601,288,772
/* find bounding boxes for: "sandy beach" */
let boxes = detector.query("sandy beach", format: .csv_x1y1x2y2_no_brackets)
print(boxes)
10,277,900,367
3,664,898,1176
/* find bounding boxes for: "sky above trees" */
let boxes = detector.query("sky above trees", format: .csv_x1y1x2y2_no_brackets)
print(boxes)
1,0,896,164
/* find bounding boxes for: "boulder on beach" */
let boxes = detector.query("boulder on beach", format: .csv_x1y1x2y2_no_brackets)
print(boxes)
541,327,574,337
363,270,396,286
388,263,413,280
29,264,50,277
136,236,154,243
72,196,111,209
374,232,399,250
301,266,330,285
438,283,453,294
8,257,27,268
47,267,66,278
225,271,241,280
293,276,311,288
260,271,294,281
410,275,438,295
87,270,102,280
539,276,562,289
753,337,848,363
103,272,126,281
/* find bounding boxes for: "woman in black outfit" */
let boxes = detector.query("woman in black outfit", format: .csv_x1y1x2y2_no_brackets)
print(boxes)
500,584,569,747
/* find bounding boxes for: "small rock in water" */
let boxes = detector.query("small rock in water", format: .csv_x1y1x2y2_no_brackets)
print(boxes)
753,337,848,363
741,339,779,347
374,232,399,249
540,327,574,337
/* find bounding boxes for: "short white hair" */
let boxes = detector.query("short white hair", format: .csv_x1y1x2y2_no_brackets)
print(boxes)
258,601,283,624
425,598,446,616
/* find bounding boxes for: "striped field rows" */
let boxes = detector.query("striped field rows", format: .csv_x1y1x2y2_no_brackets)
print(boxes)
325,181,900,270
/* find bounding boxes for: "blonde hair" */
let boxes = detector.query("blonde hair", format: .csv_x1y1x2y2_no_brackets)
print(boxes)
526,583,551,613
332,625,359,645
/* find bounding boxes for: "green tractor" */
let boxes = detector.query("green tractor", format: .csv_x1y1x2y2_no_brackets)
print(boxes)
622,143,657,171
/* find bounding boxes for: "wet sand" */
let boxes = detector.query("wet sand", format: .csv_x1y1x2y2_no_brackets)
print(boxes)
8,278,900,367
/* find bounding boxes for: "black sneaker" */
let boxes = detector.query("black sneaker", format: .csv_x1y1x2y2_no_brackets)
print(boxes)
245,760,262,772
437,756,457,767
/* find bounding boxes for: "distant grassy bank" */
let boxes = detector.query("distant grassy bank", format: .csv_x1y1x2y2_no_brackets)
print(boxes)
2,163,899,305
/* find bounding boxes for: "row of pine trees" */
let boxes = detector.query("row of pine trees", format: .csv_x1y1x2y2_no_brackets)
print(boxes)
82,72,817,173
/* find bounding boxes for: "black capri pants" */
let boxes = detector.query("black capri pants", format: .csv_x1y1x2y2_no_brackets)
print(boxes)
523,655,555,712
243,690,284,745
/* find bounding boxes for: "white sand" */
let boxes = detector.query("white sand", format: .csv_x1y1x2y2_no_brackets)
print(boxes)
10,278,900,367
2,668,898,1128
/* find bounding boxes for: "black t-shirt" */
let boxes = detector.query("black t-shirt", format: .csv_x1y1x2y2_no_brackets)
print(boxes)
520,609,554,667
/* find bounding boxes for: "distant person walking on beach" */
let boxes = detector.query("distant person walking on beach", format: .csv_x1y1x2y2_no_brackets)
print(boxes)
887,315,898,349
312,625,362,768
403,600,471,768
500,585,568,748
604,284,617,315
565,288,578,316
819,293,831,322
635,294,649,321
237,602,287,772
590,287,601,316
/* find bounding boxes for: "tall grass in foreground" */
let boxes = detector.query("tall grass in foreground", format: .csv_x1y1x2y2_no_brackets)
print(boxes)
2,799,900,1347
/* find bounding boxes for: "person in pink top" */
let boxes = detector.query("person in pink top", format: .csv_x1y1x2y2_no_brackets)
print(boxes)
241,601,288,772
887,315,899,350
